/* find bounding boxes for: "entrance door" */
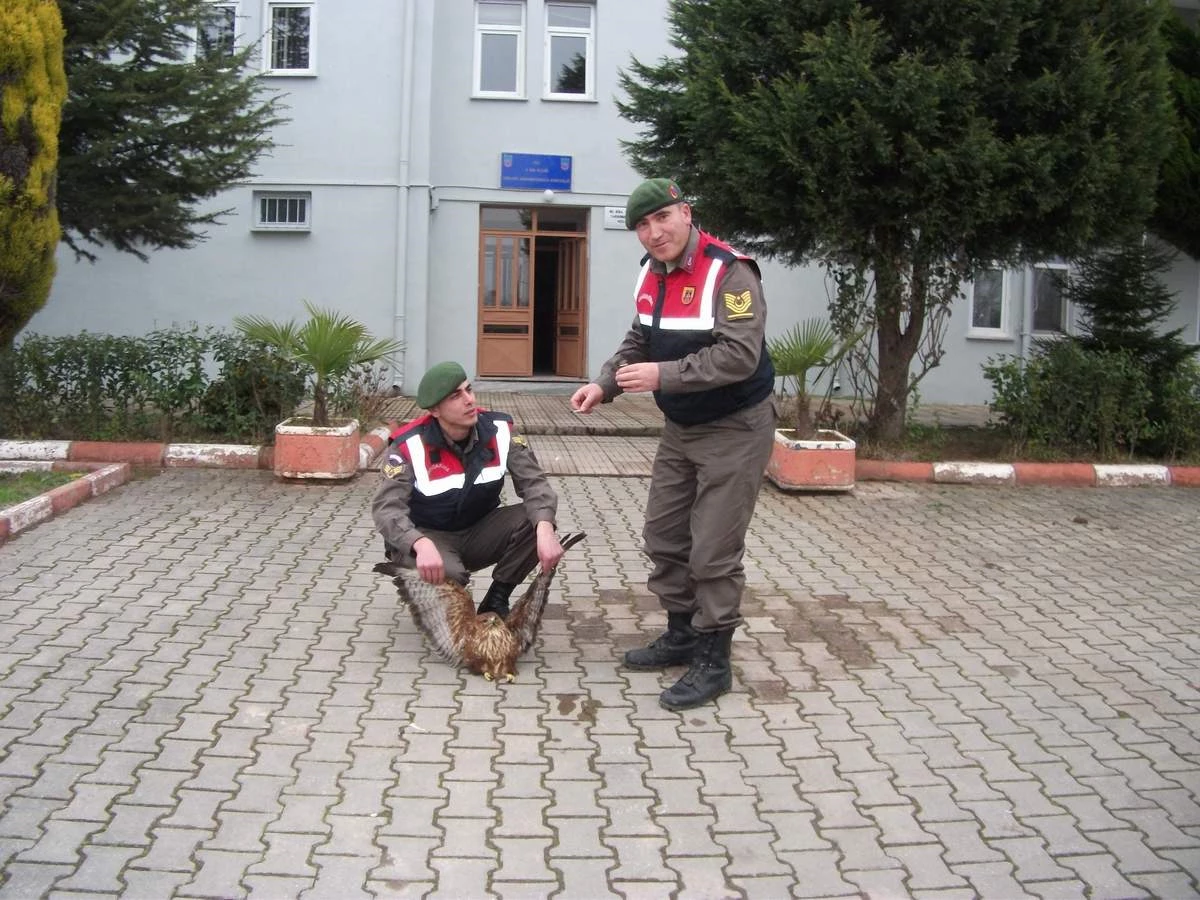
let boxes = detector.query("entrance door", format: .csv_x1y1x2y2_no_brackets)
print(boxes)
477,206,588,378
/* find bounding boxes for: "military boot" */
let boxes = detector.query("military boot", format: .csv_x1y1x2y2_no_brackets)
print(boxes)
623,611,699,669
658,628,734,711
476,580,516,619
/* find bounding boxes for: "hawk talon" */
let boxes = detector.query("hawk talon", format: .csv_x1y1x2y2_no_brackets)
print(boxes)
484,673,494,681
505,674,515,683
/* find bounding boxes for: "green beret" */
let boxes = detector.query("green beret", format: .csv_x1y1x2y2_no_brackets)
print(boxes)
417,361,468,409
625,178,683,230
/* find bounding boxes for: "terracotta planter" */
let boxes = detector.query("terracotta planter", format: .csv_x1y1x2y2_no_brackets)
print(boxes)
273,417,360,481
766,428,856,492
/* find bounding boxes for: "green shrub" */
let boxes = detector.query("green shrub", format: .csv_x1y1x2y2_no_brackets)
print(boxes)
0,326,305,442
196,333,306,444
1152,361,1200,461
985,342,1153,459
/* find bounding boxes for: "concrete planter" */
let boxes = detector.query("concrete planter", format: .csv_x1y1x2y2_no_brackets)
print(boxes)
273,417,360,481
766,428,856,492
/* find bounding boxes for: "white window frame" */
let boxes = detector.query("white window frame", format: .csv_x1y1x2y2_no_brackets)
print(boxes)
543,2,594,101
263,1,316,76
474,1,526,99
252,190,312,231
1031,262,1070,335
193,1,239,61
966,266,1011,339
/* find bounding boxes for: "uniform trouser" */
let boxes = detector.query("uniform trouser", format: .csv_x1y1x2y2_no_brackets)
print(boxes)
643,396,776,632
394,505,539,588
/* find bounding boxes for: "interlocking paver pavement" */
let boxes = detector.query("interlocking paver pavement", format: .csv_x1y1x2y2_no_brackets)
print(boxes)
0,469,1198,898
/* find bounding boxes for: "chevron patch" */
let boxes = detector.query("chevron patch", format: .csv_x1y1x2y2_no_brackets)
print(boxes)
724,290,754,319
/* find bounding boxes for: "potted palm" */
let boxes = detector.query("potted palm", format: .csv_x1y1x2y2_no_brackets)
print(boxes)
765,318,857,492
234,302,403,480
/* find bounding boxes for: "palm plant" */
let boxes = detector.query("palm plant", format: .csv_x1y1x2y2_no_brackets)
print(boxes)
767,318,845,438
233,302,403,427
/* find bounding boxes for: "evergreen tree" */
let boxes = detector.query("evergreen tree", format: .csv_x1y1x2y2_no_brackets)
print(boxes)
618,0,1174,440
1069,239,1197,381
58,0,286,261
0,0,67,347
1151,13,1200,259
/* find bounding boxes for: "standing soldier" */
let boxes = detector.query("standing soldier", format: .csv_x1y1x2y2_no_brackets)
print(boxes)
570,178,776,710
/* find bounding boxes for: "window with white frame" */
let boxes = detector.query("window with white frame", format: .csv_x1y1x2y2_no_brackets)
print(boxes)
253,191,311,230
967,266,1009,337
197,2,237,60
475,1,525,97
1032,263,1069,333
265,2,315,75
544,2,593,99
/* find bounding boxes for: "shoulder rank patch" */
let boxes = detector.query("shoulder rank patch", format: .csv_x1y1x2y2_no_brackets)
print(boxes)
512,433,529,448
724,290,754,320
382,454,408,480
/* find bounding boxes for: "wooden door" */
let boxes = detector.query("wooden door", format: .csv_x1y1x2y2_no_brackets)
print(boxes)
477,232,534,376
554,236,586,377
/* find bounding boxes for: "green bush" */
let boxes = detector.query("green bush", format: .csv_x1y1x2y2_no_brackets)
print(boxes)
0,326,306,442
1152,361,1200,461
985,342,1153,459
196,333,306,444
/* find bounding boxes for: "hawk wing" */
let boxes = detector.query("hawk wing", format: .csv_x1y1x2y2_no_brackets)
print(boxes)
388,569,477,667
506,531,586,655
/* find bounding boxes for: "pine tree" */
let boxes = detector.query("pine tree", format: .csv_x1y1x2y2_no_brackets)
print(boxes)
1070,239,1197,381
1151,13,1200,260
58,0,286,261
0,0,67,348
618,0,1175,440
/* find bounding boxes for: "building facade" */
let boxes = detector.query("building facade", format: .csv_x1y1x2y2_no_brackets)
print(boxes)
28,0,1200,406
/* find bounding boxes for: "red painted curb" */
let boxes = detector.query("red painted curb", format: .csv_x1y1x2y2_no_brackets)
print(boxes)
70,441,165,466
1012,462,1096,487
0,517,9,543
856,460,935,482
47,476,94,513
1168,466,1200,486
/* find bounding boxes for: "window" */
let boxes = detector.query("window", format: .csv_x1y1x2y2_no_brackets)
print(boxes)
253,191,311,230
264,2,315,75
1032,263,1069,333
197,2,237,60
544,3,593,100
967,266,1009,337
475,1,525,97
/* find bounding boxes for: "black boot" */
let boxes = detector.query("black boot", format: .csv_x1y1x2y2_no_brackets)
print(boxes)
624,611,699,669
477,580,516,619
659,628,734,711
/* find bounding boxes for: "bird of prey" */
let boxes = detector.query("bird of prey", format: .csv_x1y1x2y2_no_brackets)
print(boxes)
376,532,586,681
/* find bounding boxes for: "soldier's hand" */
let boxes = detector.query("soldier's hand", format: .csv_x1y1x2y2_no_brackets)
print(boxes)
615,362,660,394
570,383,603,414
537,522,565,571
412,537,445,584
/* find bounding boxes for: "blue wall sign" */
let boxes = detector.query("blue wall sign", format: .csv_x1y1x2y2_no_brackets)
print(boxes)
500,153,573,191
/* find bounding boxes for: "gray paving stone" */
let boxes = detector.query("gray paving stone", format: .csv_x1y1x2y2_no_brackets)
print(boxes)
4,472,1200,897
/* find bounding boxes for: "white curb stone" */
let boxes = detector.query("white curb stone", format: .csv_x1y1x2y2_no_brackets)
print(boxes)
163,444,261,467
1094,464,1170,487
5,495,53,534
933,462,1016,485
0,440,70,461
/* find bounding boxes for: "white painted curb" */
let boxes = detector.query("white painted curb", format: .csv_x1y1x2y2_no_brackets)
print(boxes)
933,462,1016,485
1094,464,1170,487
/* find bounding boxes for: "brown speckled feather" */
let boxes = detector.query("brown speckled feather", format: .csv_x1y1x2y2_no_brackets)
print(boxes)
379,531,586,680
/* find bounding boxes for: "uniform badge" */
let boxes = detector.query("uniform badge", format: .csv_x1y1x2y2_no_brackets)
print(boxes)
512,433,529,447
724,290,754,320
681,287,696,306
382,454,408,479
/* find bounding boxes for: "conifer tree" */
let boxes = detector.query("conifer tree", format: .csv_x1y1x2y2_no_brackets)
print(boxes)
58,0,286,261
1069,240,1197,381
0,0,66,347
619,0,1174,440
1151,13,1200,259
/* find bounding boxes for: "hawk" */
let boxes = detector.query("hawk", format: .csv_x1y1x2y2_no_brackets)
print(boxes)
375,532,586,681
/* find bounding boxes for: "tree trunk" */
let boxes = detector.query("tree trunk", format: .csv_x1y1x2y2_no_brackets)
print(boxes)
867,247,927,442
